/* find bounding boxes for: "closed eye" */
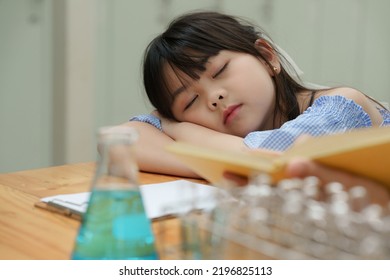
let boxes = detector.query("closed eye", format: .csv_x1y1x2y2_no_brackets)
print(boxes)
212,62,228,78
184,95,198,111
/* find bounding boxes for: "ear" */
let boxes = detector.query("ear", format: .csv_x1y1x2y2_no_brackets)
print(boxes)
254,38,281,75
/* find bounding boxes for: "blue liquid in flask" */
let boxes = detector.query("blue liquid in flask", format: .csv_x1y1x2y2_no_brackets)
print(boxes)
72,189,158,260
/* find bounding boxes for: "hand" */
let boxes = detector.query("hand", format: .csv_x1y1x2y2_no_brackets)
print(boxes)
285,158,389,206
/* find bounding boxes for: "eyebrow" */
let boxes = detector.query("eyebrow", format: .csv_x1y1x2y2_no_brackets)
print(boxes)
172,86,186,98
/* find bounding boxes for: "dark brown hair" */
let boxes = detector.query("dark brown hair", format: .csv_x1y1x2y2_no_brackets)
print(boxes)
143,11,309,127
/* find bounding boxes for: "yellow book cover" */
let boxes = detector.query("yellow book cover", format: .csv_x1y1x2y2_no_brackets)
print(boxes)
166,126,390,188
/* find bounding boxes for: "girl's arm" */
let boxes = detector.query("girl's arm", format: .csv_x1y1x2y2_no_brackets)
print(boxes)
122,121,200,178
124,115,252,178
160,117,249,152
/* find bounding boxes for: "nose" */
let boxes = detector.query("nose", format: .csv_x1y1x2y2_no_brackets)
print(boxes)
208,94,225,110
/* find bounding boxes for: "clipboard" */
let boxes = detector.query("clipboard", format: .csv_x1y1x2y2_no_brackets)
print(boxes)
34,180,220,220
35,192,90,220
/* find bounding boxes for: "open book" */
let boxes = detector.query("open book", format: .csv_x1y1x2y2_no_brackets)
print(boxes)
166,126,390,188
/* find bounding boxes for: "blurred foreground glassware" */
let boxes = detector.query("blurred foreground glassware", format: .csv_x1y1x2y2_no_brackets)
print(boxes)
72,126,158,260
164,174,390,260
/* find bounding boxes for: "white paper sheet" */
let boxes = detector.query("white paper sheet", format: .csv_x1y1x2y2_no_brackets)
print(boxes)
40,180,220,219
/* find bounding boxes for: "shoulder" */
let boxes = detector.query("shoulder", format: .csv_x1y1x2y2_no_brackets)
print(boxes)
306,87,367,112
317,87,367,105
315,87,376,114
314,87,383,126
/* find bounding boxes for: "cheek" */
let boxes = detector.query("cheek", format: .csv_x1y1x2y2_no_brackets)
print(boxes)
182,109,206,124
171,104,201,124
235,63,272,92
171,98,187,120
170,108,180,121
250,71,275,100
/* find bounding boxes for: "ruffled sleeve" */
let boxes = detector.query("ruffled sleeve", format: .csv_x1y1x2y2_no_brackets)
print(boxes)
129,114,163,131
244,95,373,151
380,108,390,126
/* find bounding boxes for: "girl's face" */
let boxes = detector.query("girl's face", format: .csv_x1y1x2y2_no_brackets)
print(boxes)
166,50,277,137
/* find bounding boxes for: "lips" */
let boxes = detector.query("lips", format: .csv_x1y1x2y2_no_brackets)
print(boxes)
223,104,242,125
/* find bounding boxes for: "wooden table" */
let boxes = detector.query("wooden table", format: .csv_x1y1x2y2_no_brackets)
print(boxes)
0,162,206,260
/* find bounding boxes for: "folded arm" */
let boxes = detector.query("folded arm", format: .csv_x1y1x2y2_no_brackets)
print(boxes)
122,121,200,178
160,117,248,152
125,111,255,178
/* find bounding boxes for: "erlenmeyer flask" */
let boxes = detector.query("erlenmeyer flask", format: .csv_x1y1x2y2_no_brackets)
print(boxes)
72,126,158,260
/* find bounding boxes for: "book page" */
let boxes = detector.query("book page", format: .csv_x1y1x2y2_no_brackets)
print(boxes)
166,141,280,185
283,126,390,187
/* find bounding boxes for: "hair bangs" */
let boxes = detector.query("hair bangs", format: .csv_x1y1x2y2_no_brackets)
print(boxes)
160,39,220,81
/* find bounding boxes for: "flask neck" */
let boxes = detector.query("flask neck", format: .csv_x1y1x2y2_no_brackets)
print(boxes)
94,127,139,190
